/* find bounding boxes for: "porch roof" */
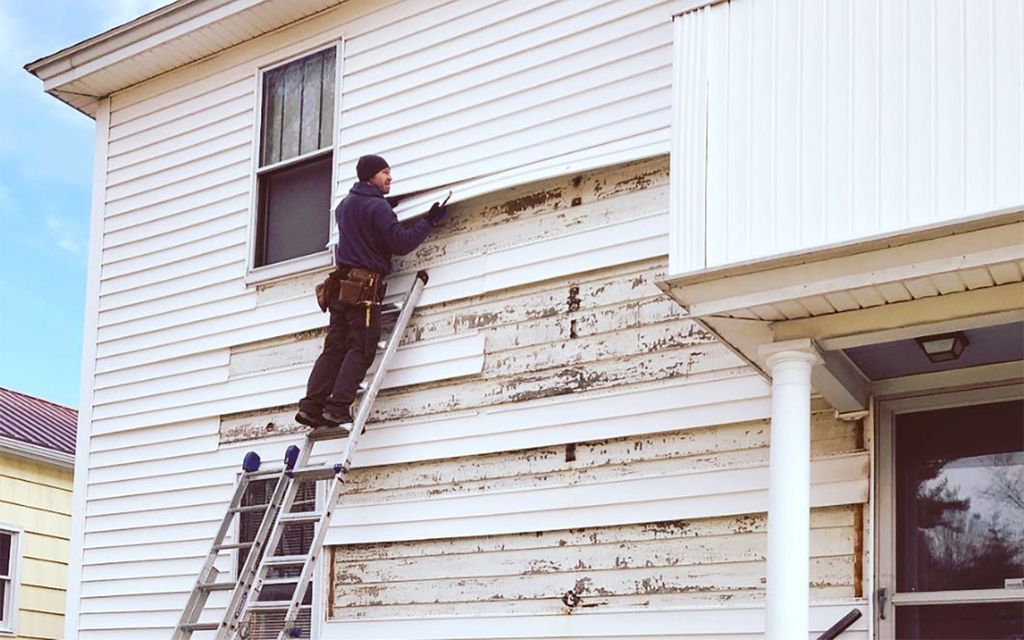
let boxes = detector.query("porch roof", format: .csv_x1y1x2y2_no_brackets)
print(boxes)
658,207,1024,412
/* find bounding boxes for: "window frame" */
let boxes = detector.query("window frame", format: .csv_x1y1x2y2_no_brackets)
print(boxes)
0,524,23,635
875,383,1024,638
245,39,344,285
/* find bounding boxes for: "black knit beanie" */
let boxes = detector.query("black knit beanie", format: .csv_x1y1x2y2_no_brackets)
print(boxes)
356,154,390,182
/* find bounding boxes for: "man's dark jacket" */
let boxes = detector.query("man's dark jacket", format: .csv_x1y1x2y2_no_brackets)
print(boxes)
334,181,431,276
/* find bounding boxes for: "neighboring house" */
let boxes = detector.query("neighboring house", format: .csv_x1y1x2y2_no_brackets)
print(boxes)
24,1,1023,639
0,387,76,639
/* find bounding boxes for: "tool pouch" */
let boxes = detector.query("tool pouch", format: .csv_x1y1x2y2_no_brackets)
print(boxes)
314,271,340,313
337,267,380,305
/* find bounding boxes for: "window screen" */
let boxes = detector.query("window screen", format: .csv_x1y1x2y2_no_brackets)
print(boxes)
255,47,336,268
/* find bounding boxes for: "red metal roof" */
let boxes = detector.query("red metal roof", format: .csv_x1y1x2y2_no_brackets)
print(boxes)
0,387,77,455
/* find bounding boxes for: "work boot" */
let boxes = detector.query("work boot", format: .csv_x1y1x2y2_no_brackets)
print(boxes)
295,409,326,428
322,405,354,432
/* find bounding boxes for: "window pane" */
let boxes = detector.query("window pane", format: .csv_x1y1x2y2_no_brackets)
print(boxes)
0,533,9,575
299,55,323,156
319,52,335,149
279,60,303,161
0,578,6,619
896,401,1024,593
255,154,331,267
260,48,334,167
896,602,1024,639
261,70,284,167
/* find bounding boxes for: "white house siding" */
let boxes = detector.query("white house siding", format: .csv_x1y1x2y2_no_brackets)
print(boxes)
70,2,871,638
670,0,1024,273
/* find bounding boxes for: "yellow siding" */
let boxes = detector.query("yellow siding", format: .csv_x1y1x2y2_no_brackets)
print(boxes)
0,452,73,640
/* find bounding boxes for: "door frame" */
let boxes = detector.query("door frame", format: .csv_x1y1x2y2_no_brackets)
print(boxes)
875,382,1024,637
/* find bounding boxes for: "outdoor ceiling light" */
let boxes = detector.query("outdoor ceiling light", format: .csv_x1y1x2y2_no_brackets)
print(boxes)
915,331,969,363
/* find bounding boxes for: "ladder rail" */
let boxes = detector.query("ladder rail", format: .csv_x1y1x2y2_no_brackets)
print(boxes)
172,474,253,639
174,270,428,640
338,271,427,471
273,471,349,638
268,272,428,639
216,467,300,637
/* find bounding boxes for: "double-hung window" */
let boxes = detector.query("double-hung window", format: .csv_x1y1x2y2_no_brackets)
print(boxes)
253,45,337,272
0,527,20,633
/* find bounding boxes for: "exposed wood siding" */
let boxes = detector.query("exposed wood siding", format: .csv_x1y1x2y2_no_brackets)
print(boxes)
671,0,1024,272
331,508,857,615
323,414,867,635
323,601,869,639
0,452,73,640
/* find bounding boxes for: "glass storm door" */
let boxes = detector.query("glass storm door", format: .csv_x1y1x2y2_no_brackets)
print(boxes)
879,395,1024,639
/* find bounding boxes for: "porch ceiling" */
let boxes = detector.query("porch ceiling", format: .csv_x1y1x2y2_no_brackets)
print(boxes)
657,207,1024,413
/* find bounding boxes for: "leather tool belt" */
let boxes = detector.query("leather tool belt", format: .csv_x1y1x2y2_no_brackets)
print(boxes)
315,267,383,312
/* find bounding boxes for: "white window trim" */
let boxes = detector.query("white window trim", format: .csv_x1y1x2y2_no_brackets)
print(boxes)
875,383,1024,638
245,38,344,286
0,524,24,636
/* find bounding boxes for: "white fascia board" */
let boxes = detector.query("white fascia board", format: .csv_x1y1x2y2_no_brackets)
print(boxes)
0,436,74,468
658,206,1024,318
25,0,210,81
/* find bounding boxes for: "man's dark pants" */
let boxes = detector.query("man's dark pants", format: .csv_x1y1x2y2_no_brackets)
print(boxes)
299,301,382,418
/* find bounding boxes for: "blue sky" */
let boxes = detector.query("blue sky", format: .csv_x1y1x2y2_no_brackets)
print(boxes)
0,0,169,407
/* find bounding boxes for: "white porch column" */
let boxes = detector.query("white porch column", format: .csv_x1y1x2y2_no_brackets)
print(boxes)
759,340,822,640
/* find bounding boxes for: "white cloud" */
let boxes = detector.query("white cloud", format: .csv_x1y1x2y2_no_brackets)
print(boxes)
45,215,82,255
93,0,173,30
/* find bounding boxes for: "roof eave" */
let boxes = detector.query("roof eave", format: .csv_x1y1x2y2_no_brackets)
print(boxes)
0,435,75,468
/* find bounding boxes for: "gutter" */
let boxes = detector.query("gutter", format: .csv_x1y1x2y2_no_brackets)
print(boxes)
0,435,75,469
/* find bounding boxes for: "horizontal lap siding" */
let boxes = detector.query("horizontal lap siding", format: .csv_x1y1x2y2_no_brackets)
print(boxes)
325,414,867,631
78,1,773,636
0,453,72,639
336,0,680,194
78,149,694,635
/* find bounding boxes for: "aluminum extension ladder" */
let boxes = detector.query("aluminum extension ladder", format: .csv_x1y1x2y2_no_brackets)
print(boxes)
172,270,430,640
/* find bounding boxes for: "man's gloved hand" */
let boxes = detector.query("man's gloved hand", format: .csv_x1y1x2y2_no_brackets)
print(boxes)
427,201,447,227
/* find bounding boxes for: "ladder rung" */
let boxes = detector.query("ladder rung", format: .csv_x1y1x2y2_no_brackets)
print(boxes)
289,466,339,481
246,600,296,611
261,576,302,586
199,581,236,591
306,427,352,441
214,541,254,551
382,302,402,316
277,511,322,524
230,503,270,514
180,622,220,631
262,554,308,566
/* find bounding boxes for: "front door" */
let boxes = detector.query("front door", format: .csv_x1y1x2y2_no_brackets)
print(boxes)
878,392,1024,639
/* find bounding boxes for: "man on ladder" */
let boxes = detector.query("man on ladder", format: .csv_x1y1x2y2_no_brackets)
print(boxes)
296,154,447,431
